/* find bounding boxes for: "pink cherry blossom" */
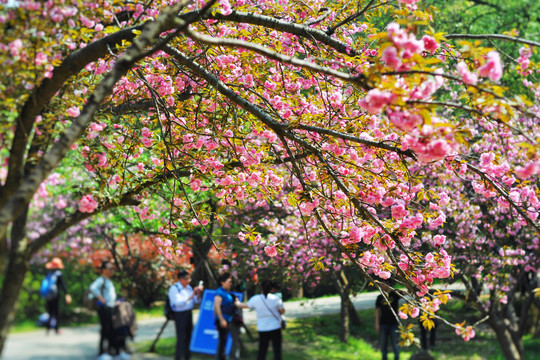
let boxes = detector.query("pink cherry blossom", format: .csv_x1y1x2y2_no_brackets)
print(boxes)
456,61,478,85
391,203,408,219
456,326,476,342
433,234,446,246
78,195,98,213
398,311,408,319
252,234,261,246
381,46,402,70
9,39,23,57
358,89,395,114
66,106,81,117
422,35,439,54
264,245,278,257
515,161,539,179
478,51,503,82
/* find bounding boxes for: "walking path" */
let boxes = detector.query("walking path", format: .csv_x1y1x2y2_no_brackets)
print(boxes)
2,292,379,360
3,284,461,360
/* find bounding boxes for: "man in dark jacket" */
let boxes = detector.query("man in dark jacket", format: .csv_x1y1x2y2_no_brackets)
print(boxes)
375,279,401,360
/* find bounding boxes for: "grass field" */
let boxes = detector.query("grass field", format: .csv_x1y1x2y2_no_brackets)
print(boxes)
135,305,540,360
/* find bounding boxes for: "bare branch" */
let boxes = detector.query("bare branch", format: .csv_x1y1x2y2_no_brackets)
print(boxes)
446,34,540,48
305,7,332,27
110,99,156,114
326,0,377,35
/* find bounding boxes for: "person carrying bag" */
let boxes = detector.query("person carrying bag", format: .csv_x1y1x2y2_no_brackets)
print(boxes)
238,279,285,360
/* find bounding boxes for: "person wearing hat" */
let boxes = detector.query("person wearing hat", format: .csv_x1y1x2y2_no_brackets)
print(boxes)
43,257,72,334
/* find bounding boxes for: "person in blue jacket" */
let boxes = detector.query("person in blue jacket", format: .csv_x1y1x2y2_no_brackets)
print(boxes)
214,272,241,360
43,257,72,334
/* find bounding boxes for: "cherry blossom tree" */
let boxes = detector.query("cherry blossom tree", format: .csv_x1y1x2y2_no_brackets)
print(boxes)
228,194,365,342
0,0,539,357
410,93,540,359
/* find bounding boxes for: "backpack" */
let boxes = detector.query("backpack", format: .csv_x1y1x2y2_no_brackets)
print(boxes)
164,284,180,320
39,271,58,300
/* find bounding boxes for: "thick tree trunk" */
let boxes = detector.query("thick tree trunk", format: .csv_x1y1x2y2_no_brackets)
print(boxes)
0,235,7,278
0,251,30,355
489,316,524,360
289,275,304,299
346,295,361,326
331,270,352,342
0,208,31,356
191,231,217,289
193,258,217,289
339,293,350,342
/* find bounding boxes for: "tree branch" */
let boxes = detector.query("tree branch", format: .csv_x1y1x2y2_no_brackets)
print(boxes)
326,0,377,35
296,123,416,159
0,1,204,241
408,100,537,144
1,5,213,207
205,11,362,57
110,99,156,114
445,34,540,48
465,162,540,234
184,27,368,89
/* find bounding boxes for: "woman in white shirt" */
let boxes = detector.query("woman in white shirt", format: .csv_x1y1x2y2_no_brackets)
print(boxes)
239,280,285,360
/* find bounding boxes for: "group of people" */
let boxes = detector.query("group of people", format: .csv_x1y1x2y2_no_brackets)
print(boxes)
169,270,285,360
40,258,134,360
43,256,436,360
41,257,284,360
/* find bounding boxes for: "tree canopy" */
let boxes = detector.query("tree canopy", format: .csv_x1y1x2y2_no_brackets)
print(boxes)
1,0,539,358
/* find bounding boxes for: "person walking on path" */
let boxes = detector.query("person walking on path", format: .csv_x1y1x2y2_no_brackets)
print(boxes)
375,279,401,360
41,257,72,335
237,279,285,360
168,269,203,360
89,261,119,360
214,272,241,360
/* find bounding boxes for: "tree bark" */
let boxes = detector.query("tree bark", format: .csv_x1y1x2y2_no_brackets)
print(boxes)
289,275,304,299
489,316,524,360
0,211,31,354
0,256,29,354
331,270,351,342
347,295,361,326
339,292,350,343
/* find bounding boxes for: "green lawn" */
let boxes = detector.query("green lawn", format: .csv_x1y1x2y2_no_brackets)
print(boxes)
136,307,540,360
